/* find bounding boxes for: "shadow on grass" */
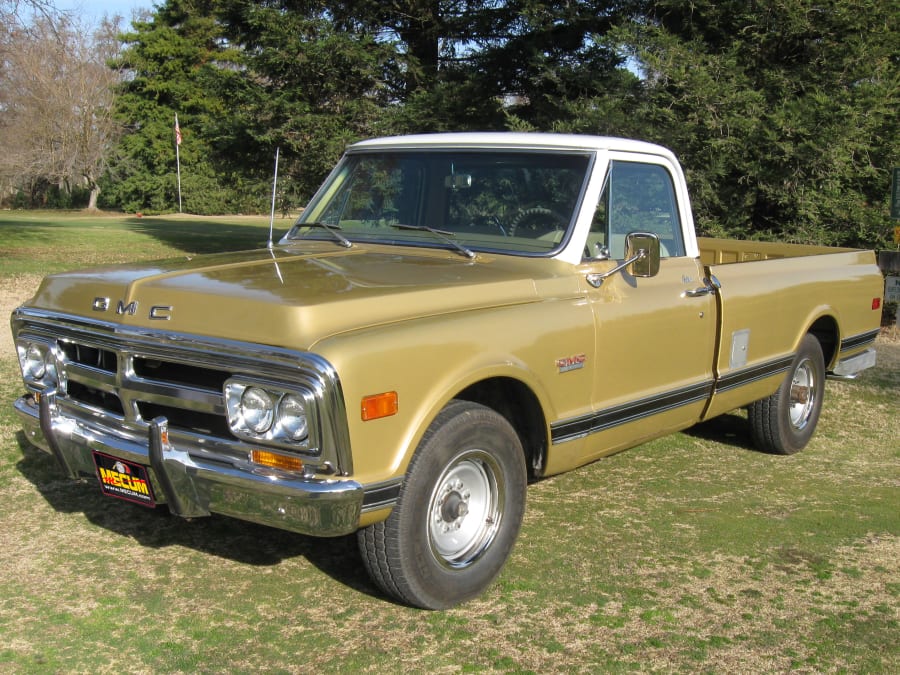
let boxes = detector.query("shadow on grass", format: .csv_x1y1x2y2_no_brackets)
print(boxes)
124,217,292,255
683,412,759,452
15,433,380,601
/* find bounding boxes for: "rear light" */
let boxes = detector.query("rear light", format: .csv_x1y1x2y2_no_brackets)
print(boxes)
872,298,881,310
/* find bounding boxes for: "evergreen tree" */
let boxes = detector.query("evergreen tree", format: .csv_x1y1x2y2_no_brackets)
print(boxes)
108,0,247,214
579,0,899,247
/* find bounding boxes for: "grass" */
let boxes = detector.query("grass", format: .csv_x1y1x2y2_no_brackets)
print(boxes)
0,211,897,672
0,210,288,276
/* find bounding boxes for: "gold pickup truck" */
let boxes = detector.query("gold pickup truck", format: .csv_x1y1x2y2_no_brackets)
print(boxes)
11,133,884,609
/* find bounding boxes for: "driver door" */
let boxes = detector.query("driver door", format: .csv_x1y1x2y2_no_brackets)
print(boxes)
580,157,717,458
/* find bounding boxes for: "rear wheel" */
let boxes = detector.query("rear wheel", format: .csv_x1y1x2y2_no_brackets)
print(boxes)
748,334,825,454
357,400,527,609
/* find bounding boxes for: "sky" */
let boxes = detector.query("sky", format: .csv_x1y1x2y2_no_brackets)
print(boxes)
52,0,156,23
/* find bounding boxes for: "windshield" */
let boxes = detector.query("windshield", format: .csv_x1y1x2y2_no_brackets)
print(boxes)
286,149,593,256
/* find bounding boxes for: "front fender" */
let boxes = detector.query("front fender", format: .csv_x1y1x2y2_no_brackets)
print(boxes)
314,297,596,487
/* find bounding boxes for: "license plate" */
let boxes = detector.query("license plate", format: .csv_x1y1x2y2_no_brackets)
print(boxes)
92,452,156,507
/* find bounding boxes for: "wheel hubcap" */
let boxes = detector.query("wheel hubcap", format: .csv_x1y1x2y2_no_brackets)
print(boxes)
428,450,503,569
788,358,817,430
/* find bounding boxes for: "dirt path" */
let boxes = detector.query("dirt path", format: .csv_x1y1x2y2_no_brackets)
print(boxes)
1,274,41,358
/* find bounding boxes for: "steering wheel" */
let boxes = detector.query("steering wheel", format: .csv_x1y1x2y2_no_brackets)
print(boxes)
508,206,568,238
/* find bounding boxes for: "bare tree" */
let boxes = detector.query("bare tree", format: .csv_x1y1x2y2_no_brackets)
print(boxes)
0,13,124,209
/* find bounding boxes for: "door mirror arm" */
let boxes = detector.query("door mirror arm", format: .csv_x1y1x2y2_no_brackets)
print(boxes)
586,232,661,288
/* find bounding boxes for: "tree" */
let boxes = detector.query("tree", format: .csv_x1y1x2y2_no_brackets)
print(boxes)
583,0,900,248
216,0,396,201
108,0,251,214
106,0,897,246
0,15,124,209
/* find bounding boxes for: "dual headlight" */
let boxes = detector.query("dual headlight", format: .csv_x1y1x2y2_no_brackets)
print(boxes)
224,379,315,451
16,340,58,387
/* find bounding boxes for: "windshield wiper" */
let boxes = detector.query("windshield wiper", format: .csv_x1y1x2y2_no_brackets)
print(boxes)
391,224,475,260
297,222,353,248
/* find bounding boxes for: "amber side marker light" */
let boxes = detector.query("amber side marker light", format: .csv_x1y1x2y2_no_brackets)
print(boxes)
251,449,304,473
361,391,398,421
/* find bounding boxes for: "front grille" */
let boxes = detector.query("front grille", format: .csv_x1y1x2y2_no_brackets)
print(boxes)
132,357,230,391
59,341,117,372
137,402,231,436
60,346,232,438
67,381,126,415
12,309,353,474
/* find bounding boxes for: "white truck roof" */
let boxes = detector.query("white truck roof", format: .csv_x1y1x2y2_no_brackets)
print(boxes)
350,132,679,162
348,132,696,263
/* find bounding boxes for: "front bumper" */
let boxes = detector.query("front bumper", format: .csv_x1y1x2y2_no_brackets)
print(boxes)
15,389,363,537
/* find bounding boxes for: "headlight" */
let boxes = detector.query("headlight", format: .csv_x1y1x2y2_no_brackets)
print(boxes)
17,340,57,386
278,395,309,441
22,343,47,379
224,379,316,451
240,387,275,433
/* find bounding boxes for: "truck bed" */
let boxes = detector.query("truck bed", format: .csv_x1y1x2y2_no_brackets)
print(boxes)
698,237,857,265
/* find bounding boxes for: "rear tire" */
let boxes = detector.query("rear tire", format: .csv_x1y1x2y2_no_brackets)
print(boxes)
357,400,527,609
748,334,825,454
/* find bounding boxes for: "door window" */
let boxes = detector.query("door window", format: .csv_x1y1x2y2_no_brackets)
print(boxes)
588,161,685,259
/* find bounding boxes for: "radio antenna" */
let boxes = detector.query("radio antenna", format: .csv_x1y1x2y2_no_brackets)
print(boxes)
267,147,280,250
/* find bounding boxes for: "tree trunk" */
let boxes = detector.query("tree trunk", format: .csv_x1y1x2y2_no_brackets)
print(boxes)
88,184,100,211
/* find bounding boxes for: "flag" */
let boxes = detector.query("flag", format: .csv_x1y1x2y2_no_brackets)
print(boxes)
174,115,182,146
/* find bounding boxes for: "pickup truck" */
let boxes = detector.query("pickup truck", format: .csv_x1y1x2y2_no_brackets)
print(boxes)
11,133,884,609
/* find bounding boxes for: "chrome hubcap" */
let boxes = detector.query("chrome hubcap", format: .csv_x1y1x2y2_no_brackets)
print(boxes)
788,358,817,430
428,450,502,569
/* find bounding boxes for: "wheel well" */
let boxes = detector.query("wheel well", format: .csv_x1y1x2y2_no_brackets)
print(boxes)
808,316,839,368
456,378,547,479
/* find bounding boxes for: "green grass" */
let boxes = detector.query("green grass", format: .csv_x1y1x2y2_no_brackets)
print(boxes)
0,210,289,276
0,211,897,672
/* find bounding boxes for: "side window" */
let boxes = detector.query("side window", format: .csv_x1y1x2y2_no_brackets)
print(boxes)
590,161,685,259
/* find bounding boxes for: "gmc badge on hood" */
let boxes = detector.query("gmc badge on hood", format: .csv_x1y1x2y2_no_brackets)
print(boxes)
92,297,172,320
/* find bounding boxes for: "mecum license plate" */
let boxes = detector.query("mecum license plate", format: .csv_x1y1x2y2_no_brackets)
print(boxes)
92,451,156,507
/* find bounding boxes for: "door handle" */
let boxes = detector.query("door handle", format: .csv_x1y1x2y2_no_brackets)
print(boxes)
682,275,721,298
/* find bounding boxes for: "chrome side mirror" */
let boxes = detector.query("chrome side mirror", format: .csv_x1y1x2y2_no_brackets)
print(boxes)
586,232,662,288
625,232,661,278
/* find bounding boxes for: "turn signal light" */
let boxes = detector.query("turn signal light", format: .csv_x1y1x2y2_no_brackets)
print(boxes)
361,391,398,421
251,449,304,472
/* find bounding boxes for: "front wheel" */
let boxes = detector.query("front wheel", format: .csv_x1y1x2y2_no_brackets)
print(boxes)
357,400,527,609
748,334,825,454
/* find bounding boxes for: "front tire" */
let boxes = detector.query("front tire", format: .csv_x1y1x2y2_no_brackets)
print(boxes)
748,334,825,454
358,400,527,609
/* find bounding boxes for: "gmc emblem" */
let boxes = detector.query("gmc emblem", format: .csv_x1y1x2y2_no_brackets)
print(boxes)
92,297,172,320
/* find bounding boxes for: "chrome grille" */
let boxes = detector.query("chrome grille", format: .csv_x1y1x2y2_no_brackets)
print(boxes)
12,309,353,475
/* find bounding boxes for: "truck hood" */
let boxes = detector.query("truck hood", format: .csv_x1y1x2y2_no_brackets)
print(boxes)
24,244,555,349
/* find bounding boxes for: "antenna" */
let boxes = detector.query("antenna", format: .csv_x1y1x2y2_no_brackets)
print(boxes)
267,147,280,250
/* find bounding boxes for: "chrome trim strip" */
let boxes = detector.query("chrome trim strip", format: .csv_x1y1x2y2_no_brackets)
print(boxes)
551,380,714,444
840,328,880,353
714,355,794,394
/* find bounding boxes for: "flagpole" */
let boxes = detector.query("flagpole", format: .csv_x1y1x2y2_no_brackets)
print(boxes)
174,114,183,213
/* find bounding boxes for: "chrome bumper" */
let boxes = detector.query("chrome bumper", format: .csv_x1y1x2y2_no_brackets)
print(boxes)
15,390,363,537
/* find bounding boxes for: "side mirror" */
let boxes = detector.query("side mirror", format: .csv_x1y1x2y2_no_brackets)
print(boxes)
625,232,661,278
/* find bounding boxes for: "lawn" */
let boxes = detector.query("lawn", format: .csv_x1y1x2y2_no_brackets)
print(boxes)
1,211,897,672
